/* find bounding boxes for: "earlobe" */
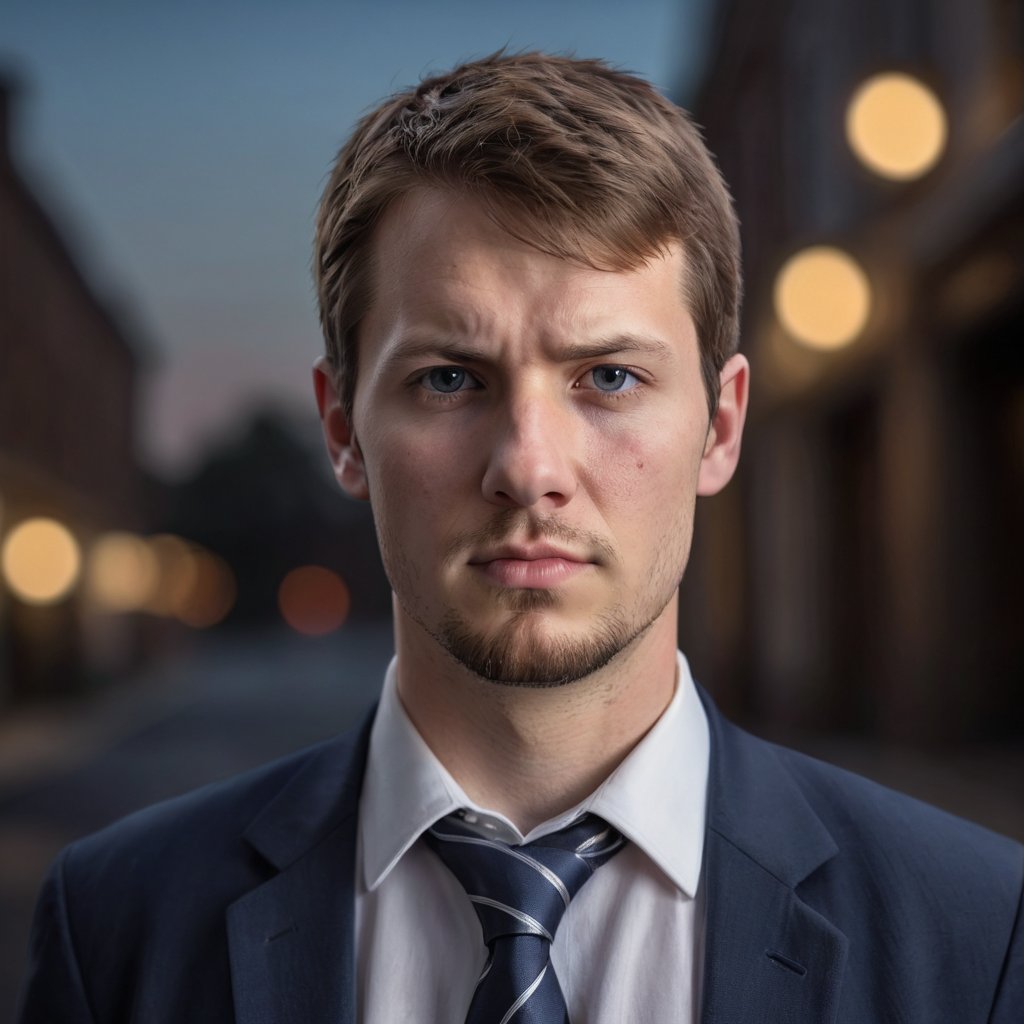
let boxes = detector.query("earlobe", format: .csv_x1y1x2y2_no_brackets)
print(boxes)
697,353,750,497
312,356,370,501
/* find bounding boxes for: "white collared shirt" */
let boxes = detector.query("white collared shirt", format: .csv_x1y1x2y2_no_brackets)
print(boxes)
355,652,709,1023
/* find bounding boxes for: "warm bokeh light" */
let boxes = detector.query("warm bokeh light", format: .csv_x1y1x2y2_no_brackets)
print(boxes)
774,246,872,350
1,517,81,605
176,550,237,628
145,534,200,616
86,532,159,612
846,72,947,180
278,565,350,636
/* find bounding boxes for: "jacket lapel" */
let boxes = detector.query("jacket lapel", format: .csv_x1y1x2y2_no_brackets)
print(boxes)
697,688,849,1023
227,709,375,1024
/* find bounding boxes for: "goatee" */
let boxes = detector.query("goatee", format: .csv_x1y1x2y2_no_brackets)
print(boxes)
432,604,655,686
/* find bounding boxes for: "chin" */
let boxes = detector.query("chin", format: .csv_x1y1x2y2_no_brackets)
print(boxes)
432,605,641,687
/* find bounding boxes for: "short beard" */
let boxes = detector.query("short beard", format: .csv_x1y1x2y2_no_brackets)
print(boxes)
385,506,688,687
431,600,658,687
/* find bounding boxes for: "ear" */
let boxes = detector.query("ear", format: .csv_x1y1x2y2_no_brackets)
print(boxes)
312,356,370,501
697,353,750,496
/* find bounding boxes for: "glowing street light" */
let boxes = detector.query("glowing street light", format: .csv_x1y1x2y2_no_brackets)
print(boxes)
774,246,872,350
175,550,236,628
86,532,160,612
145,534,200,616
846,72,947,180
278,566,350,636
1,517,82,605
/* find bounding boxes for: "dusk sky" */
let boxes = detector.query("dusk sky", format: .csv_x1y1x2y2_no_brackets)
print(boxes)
1,0,714,478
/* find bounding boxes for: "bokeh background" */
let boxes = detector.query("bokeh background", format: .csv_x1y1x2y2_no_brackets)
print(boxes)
1,0,1022,1012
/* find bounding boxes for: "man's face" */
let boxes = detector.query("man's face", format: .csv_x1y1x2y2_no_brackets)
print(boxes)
317,188,746,685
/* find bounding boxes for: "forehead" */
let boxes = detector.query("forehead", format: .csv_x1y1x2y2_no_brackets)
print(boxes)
362,187,696,354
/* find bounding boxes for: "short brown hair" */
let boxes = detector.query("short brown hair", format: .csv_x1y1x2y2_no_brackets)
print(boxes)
314,51,741,419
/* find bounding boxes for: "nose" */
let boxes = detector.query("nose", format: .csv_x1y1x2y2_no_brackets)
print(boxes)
480,394,579,510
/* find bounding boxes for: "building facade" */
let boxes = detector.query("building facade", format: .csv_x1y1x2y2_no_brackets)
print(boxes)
0,78,145,705
681,0,1023,742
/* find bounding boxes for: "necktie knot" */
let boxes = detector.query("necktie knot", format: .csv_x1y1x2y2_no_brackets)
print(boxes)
424,812,626,1023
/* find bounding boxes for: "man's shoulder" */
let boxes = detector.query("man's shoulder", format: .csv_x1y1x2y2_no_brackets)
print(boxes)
71,738,318,854
705,693,1021,867
702,686,1021,904
60,711,374,903
700,703,1024,1021
17,715,375,1022
743,724,1024,904
778,738,1018,856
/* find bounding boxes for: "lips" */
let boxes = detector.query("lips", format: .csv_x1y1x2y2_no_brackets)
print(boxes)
468,543,593,589
469,543,587,564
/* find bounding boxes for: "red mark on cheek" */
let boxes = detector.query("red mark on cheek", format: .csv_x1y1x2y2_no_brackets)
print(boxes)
636,460,645,470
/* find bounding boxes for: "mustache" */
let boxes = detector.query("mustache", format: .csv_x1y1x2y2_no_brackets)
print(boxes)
442,509,616,566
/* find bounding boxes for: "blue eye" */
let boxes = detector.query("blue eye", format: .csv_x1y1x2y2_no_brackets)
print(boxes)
422,367,478,393
589,366,638,392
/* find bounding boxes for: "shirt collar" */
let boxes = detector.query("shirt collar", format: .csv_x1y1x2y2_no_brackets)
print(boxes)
358,651,709,899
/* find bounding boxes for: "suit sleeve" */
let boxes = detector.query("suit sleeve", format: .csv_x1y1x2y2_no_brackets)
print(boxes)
15,846,97,1024
988,851,1024,1024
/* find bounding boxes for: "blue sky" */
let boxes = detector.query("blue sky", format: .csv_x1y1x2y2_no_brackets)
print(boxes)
1,0,715,476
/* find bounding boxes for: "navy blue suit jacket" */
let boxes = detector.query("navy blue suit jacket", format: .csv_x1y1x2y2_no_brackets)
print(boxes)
17,686,1024,1022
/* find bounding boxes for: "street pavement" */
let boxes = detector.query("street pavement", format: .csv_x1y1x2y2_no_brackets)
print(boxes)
1,623,1021,1018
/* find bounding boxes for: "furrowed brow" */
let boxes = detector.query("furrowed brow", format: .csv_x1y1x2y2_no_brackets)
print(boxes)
382,332,674,371
383,338,491,370
558,334,675,361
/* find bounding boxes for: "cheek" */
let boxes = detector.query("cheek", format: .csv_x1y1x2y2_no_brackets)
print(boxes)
582,414,701,510
365,426,468,518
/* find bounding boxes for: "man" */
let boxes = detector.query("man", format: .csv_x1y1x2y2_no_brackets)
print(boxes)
18,52,1023,1023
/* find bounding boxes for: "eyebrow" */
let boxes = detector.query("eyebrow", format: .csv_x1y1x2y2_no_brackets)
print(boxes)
559,335,676,361
385,333,675,368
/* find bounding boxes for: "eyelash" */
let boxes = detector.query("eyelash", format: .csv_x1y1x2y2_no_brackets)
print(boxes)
412,365,646,402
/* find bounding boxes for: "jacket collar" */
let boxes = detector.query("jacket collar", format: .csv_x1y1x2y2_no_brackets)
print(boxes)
697,684,848,1023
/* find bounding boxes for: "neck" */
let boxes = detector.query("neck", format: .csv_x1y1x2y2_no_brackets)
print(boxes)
394,601,679,834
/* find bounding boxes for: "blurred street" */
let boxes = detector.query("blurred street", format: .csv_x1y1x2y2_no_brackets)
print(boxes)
2,623,1022,1018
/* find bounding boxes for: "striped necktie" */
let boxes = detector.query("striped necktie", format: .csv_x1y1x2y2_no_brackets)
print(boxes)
424,811,627,1023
